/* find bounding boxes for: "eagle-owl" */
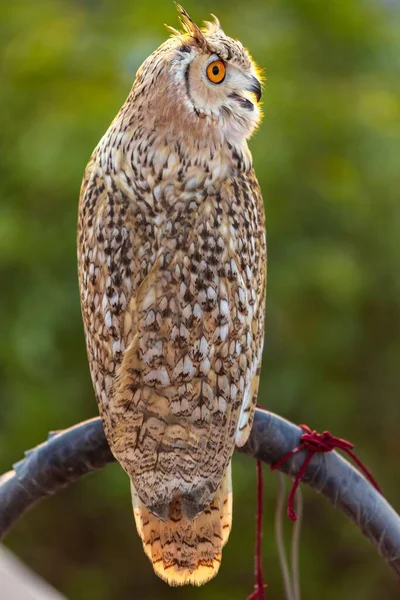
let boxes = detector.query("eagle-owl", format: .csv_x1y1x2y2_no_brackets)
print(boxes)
78,5,266,587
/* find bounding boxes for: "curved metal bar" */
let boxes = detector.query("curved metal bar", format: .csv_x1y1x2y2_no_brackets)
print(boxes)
0,410,399,579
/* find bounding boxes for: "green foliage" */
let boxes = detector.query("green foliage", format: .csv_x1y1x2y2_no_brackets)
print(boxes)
0,0,399,598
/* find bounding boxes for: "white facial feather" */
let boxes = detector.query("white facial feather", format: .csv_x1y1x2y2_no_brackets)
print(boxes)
167,38,262,144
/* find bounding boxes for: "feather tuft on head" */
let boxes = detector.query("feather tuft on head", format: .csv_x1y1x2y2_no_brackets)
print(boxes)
203,13,223,35
165,5,224,44
165,3,206,46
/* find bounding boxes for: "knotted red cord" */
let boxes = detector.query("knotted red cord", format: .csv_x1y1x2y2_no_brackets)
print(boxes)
247,460,267,599
271,424,383,521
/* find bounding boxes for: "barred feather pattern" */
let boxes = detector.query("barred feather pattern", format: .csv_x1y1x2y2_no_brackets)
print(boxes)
131,463,232,585
77,8,266,586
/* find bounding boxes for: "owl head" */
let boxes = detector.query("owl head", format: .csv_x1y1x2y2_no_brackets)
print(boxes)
130,5,263,145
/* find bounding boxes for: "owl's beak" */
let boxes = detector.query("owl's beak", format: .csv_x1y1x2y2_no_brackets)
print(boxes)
247,76,262,103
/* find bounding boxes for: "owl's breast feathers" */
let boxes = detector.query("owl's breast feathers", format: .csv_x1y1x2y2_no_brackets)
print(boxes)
78,154,266,520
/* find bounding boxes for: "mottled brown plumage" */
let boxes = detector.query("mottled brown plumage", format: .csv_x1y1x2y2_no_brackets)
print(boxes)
78,5,266,586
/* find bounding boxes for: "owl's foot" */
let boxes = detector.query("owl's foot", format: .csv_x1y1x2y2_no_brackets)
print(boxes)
271,424,383,521
247,460,267,600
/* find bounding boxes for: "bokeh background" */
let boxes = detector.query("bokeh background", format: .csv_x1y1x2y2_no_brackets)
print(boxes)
1,0,399,598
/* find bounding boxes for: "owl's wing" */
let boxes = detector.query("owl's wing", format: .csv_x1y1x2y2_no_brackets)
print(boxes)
78,157,160,430
231,171,266,448
79,159,266,520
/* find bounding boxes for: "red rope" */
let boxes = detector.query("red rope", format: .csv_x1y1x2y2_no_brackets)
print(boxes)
247,460,267,599
271,424,383,521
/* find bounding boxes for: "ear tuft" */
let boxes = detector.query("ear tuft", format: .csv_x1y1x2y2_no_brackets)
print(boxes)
174,3,207,46
203,13,223,35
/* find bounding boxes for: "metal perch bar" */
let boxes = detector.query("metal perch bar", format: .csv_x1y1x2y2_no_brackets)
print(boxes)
0,408,399,579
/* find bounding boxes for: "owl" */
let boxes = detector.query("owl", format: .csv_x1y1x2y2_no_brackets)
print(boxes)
78,5,266,587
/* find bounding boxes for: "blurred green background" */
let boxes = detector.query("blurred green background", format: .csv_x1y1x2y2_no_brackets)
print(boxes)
1,0,399,598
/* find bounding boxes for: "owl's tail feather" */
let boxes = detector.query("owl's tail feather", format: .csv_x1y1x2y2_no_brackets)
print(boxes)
131,462,232,586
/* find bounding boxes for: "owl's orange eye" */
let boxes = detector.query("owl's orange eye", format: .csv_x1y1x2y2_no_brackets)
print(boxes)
206,60,226,84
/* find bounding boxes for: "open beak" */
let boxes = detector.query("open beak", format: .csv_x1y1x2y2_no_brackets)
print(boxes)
247,76,262,103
